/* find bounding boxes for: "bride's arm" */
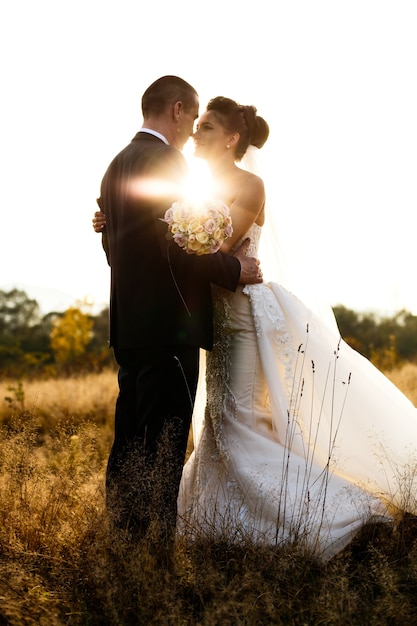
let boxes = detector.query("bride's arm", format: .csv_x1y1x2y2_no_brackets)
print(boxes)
220,174,265,253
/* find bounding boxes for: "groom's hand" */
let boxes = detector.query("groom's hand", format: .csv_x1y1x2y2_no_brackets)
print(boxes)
233,238,263,285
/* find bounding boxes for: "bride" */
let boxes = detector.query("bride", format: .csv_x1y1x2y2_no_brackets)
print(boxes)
176,96,417,560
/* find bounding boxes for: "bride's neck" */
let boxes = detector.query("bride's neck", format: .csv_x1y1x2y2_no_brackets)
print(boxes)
207,157,239,182
206,160,241,206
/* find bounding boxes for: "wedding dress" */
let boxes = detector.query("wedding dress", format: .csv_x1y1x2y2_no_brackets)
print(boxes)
178,222,417,560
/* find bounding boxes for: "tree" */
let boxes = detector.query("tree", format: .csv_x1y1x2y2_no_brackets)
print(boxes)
50,306,93,364
88,307,109,353
0,289,40,338
391,310,417,361
0,289,55,376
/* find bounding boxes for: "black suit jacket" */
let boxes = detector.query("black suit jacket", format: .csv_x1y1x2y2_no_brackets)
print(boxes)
98,132,241,351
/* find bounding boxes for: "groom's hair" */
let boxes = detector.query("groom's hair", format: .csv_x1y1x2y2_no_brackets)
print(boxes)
142,76,198,117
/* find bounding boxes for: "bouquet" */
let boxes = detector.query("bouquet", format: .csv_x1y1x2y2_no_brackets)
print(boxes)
161,198,233,255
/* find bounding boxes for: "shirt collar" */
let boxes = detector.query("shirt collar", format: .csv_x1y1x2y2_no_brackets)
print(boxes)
140,128,169,145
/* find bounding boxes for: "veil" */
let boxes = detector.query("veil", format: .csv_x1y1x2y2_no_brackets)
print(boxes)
239,146,338,328
239,146,291,288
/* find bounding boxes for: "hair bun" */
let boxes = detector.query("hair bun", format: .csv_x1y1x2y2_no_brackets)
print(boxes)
252,115,269,149
241,105,269,149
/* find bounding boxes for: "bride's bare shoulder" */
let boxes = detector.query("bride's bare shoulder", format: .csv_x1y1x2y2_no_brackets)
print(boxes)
236,170,265,201
220,167,265,210
236,168,264,190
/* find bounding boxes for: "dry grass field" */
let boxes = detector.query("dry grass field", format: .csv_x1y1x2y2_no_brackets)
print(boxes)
0,364,417,624
384,362,417,406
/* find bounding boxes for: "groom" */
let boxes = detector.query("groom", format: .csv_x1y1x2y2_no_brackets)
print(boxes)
96,75,262,546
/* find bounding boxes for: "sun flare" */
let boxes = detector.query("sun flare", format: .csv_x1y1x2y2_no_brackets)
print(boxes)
182,142,213,206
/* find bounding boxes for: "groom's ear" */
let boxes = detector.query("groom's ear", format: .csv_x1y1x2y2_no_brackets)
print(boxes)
173,101,183,121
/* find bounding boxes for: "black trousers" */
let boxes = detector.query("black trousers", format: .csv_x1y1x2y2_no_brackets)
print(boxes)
106,344,200,540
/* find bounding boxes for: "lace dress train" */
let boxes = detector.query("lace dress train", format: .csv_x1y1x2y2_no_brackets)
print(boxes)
178,225,417,559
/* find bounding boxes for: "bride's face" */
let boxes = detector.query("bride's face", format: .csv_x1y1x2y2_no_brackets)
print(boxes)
193,110,230,161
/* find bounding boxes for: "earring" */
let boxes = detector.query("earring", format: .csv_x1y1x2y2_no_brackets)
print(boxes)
226,144,230,149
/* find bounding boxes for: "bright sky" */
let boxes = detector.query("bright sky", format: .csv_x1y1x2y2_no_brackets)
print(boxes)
2,1,416,316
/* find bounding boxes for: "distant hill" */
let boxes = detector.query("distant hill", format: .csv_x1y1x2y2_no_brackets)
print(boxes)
1,283,107,316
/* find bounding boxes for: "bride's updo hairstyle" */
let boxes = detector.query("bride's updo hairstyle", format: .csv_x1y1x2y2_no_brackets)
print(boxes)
206,96,269,161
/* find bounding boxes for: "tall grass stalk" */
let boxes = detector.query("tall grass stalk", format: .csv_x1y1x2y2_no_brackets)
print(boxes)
271,331,354,553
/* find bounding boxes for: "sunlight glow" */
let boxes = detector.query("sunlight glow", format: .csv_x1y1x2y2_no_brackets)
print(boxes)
127,176,183,201
182,142,214,206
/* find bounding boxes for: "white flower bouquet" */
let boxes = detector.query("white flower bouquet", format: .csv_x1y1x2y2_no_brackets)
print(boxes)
161,198,233,255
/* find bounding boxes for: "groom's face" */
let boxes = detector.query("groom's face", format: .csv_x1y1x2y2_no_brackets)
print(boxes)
174,96,199,150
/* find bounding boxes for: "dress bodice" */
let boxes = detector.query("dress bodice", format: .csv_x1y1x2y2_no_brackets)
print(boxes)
232,223,262,258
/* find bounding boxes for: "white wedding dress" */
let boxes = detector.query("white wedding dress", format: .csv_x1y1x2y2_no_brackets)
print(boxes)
178,223,417,560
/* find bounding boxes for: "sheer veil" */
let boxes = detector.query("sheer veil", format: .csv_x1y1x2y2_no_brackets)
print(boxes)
239,145,291,288
239,146,338,327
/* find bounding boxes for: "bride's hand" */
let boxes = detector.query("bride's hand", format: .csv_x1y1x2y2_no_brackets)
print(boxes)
93,210,106,233
233,238,263,285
